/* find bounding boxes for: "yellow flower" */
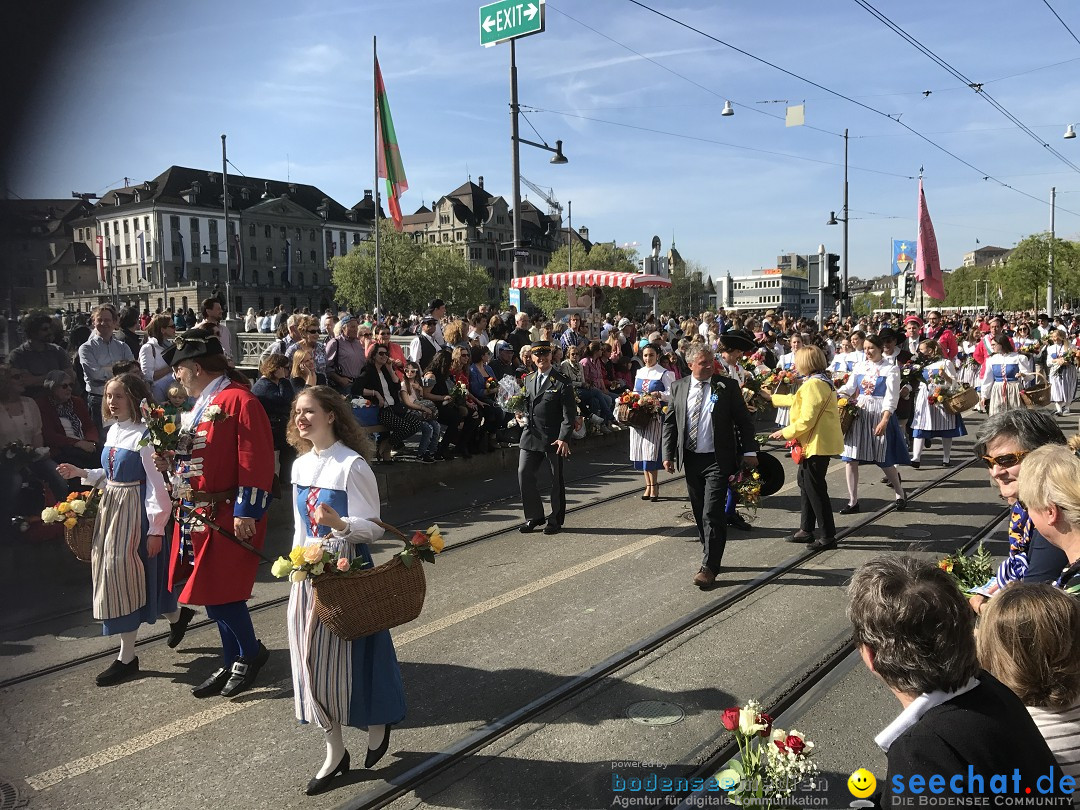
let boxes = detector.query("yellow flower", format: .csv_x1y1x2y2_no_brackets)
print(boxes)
289,546,307,566
57,502,71,514
837,397,848,408
64,516,78,529
163,422,177,434
429,532,444,553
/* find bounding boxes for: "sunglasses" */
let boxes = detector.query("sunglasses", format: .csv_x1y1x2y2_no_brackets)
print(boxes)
306,329,320,334
531,349,551,356
375,350,389,356
981,451,1029,469
359,332,372,337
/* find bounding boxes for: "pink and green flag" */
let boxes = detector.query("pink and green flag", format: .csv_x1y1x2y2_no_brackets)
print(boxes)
375,56,408,231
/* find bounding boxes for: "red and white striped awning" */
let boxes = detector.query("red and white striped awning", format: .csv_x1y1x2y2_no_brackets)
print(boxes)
510,271,671,290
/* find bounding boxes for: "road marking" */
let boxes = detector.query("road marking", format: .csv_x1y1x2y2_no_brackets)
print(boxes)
23,531,674,792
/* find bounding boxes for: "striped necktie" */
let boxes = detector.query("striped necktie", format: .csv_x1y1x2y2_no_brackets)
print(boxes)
687,381,705,451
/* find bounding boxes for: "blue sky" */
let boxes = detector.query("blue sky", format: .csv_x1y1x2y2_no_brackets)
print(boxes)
9,0,1080,281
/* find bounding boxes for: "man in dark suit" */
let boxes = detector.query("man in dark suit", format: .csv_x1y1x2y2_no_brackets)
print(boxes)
518,341,577,535
663,343,759,589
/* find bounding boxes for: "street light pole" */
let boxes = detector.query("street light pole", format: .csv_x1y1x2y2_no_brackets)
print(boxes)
567,199,572,275
817,243,825,326
510,39,523,282
841,128,849,322
1048,186,1056,315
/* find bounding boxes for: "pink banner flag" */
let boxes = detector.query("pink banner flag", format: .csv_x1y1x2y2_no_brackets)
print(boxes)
915,178,945,301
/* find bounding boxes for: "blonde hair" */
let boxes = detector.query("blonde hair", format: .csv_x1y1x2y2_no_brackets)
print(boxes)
285,386,373,460
976,582,1080,710
103,373,153,424
442,319,465,347
793,346,827,376
290,348,313,378
1017,443,1080,525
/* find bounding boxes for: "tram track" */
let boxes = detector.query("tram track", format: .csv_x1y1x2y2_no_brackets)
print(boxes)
336,456,983,810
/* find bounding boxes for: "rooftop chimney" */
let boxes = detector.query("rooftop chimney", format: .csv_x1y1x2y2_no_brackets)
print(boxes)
578,225,589,240
363,189,373,201
478,175,484,189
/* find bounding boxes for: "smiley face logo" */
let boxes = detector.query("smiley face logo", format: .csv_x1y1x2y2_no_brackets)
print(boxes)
848,768,877,798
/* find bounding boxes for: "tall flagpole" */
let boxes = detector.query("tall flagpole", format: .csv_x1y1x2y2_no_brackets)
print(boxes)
221,134,232,318
373,35,382,320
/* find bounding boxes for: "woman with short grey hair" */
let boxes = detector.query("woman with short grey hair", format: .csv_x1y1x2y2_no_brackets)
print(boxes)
36,369,101,469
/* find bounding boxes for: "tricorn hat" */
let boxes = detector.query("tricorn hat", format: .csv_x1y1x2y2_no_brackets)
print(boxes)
719,328,756,353
755,450,786,497
163,328,224,367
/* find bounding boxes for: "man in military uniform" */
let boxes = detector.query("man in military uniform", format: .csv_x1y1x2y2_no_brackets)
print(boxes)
517,341,577,535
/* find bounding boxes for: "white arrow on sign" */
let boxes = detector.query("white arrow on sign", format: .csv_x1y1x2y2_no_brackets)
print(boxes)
482,15,495,31
523,2,538,20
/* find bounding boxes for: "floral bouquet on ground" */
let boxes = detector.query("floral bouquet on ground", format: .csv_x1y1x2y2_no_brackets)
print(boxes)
714,700,819,808
137,399,182,453
729,468,764,521
837,396,860,435
2,441,50,468
938,543,995,592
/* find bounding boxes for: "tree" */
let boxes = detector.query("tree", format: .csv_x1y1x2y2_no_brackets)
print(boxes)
330,220,491,314
658,258,711,316
522,241,646,318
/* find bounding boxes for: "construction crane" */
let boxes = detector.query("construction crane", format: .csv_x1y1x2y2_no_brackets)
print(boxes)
519,175,563,218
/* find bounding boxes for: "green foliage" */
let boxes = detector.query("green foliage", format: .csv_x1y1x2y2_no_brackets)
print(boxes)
658,258,712,316
330,220,491,314
941,234,1080,311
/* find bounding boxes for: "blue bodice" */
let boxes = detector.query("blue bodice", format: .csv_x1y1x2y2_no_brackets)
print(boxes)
102,444,147,484
992,363,1019,383
294,484,374,567
634,377,666,394
853,373,887,398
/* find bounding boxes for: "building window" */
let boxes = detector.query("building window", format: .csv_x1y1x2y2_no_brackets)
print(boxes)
497,215,505,224
298,272,304,289
126,269,132,285
209,219,218,237
295,228,301,241
249,223,256,237
171,216,180,229
442,233,449,243
250,245,257,261
124,244,131,259
190,217,199,230
352,233,360,245
280,226,287,239
308,229,316,242
309,250,317,263
144,217,150,230
112,222,119,235
456,232,463,241
265,246,273,260
439,214,450,225
295,249,303,264
264,225,271,238
430,235,436,243
123,220,129,234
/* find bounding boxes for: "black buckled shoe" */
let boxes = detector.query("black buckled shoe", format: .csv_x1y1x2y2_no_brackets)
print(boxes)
167,606,196,649
191,667,230,698
727,514,752,531
519,519,544,534
96,657,139,687
220,641,270,698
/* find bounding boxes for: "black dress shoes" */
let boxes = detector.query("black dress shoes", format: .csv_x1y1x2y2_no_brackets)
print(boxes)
543,524,561,535
220,641,270,698
807,537,838,551
786,531,814,543
727,514,752,531
191,667,230,698
895,498,907,511
305,750,350,795
910,460,921,469
96,657,139,686
167,606,196,649
519,519,544,534
365,727,392,768
839,502,860,515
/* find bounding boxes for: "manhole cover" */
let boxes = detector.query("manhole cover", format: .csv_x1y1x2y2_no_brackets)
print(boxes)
0,778,21,810
626,700,685,726
895,529,931,539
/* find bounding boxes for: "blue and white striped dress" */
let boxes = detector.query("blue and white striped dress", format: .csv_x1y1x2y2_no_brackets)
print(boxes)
773,352,801,429
838,361,910,467
1048,343,1078,406
980,352,1034,416
911,360,967,439
84,420,175,635
286,441,406,731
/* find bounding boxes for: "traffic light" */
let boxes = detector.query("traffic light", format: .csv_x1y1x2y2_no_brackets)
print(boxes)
827,254,840,298
897,273,908,299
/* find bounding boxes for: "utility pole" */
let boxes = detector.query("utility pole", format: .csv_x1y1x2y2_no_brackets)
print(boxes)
1048,186,1056,315
817,244,825,326
841,128,849,322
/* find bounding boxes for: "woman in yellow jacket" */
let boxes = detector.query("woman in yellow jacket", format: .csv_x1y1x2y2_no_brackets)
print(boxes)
764,346,844,550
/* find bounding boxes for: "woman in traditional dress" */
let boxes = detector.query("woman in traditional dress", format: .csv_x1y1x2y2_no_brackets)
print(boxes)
980,334,1035,416
909,339,966,469
836,335,909,514
57,373,192,686
627,342,674,501
1047,329,1077,416
772,332,804,432
285,386,406,795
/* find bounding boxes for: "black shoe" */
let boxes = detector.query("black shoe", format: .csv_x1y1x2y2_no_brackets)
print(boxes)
420,454,436,464
167,606,196,649
543,524,562,535
895,498,907,511
727,514,752,531
807,537,838,551
305,750,350,796
941,460,952,468
519,519,544,534
786,532,814,543
880,476,889,485
649,495,659,502
433,452,447,461
96,657,139,686
840,502,860,515
191,667,230,698
220,641,270,698
910,460,921,469
365,727,392,768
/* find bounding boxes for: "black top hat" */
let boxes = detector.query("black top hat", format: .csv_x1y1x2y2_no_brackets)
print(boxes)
719,329,756,353
162,328,224,366
755,450,786,497
529,340,553,353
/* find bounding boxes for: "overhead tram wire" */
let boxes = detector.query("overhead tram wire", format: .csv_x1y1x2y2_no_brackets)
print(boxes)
852,0,1080,176
520,106,915,179
1042,0,1080,47
622,0,1080,218
547,4,842,139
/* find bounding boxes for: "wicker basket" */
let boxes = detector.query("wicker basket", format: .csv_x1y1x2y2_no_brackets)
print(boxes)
311,520,427,641
771,381,792,396
1021,373,1052,409
839,407,857,436
616,403,656,429
64,521,94,563
944,385,979,415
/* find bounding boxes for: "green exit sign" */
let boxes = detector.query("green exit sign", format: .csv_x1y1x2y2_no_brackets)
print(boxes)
479,0,545,47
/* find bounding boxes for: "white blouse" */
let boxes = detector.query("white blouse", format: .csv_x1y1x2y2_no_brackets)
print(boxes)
291,441,382,548
979,352,1034,389
138,337,171,383
633,365,675,403
0,397,43,447
839,360,902,413
83,419,170,535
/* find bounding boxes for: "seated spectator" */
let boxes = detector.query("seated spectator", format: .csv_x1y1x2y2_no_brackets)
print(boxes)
423,348,476,461
9,312,72,397
356,342,421,462
401,360,441,463
372,322,407,381
561,344,613,433
244,307,258,332
467,345,506,453
1017,443,1080,593
325,314,366,396
581,341,619,427
977,583,1080,786
251,354,297,486
849,555,1069,808
290,348,320,393
36,370,101,469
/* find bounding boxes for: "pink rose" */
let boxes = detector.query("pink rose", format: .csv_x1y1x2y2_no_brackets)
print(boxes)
336,557,350,572
411,531,427,546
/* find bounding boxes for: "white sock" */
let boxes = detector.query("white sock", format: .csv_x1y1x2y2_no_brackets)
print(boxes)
317,724,346,778
117,630,138,664
845,463,859,506
163,608,181,623
883,466,904,498
911,438,924,462
368,723,387,751
941,438,952,464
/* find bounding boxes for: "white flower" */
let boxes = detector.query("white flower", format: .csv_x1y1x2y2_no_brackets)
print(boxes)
738,708,765,736
69,500,87,515
202,405,224,422
41,507,59,523
289,570,308,583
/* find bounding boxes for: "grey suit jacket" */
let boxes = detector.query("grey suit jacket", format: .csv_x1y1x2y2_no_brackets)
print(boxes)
662,373,759,473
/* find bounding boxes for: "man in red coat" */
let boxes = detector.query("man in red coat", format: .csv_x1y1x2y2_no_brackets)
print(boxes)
159,329,275,699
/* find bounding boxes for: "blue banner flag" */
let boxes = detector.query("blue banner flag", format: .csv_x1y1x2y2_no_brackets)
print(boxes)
892,239,916,276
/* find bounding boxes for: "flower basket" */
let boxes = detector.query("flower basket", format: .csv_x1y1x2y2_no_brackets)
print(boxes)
616,403,655,428
64,521,95,563
771,381,792,396
839,407,857,436
944,385,979,415
1021,373,1051,409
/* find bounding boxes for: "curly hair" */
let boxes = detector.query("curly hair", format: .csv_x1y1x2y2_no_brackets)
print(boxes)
103,373,155,424
285,386,373,460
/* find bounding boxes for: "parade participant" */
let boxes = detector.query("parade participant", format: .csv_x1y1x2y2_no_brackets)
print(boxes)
57,374,193,686
771,333,804,432
836,335,909,514
285,387,406,794
663,343,759,589
767,346,843,550
1018,444,1080,594
958,327,983,402
973,316,1004,379
910,339,966,469
1013,322,1037,351
1047,329,1077,416
517,341,576,535
901,316,923,358
628,343,675,501
159,329,275,699
980,334,1034,415
715,329,759,531
924,310,958,360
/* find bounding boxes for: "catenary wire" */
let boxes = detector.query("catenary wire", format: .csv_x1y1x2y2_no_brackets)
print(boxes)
1042,0,1080,47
